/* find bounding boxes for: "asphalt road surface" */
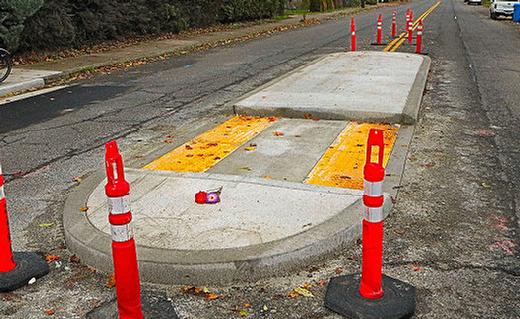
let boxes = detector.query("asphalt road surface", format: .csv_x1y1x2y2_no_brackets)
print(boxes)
0,0,519,318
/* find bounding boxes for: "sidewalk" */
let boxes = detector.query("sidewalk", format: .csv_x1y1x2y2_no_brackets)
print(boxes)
0,4,386,98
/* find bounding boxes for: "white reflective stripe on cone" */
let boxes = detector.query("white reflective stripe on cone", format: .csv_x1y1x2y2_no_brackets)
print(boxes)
352,32,356,35
108,196,130,215
364,206,384,223
364,180,383,197
111,224,133,242
0,186,4,200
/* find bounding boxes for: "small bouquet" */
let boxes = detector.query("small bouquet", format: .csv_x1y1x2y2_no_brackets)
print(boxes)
195,187,223,204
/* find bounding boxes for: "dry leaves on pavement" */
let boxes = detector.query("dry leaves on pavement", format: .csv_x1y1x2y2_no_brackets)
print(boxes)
182,286,222,300
288,282,314,298
105,273,116,288
45,255,61,263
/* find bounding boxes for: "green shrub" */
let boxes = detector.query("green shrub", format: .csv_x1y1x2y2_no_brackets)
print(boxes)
219,0,284,22
0,0,43,50
309,0,321,11
3,0,285,52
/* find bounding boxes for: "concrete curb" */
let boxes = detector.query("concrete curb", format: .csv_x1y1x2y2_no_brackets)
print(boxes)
63,171,392,285
384,124,415,198
0,79,44,97
402,55,431,124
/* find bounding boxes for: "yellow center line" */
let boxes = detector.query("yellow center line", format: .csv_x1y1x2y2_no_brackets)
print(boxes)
144,115,277,172
384,1,441,52
305,123,398,190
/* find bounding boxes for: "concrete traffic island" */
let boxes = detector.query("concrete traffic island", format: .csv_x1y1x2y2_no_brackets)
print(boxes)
64,169,392,285
63,50,429,286
234,51,430,124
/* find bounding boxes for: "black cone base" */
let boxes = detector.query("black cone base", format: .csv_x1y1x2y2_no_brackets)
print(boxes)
325,274,416,319
0,252,49,292
86,292,178,319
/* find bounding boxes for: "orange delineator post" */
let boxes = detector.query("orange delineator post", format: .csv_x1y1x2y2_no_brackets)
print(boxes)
105,141,144,319
416,19,423,54
407,19,413,44
376,14,383,45
350,17,357,52
0,164,16,273
324,130,416,318
359,129,385,299
391,11,397,38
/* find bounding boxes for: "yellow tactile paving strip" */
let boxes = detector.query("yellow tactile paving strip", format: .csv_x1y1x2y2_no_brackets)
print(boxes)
305,122,398,190
144,115,277,172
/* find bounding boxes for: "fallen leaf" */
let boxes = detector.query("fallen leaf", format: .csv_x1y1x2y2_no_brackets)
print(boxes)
72,177,82,183
334,267,343,275
69,255,81,263
105,273,116,288
411,265,423,272
185,145,193,150
239,309,250,317
302,282,313,290
394,228,406,235
86,266,97,273
38,223,54,228
240,167,252,171
318,279,328,286
182,286,222,300
244,146,256,151
205,293,220,300
45,255,61,263
79,207,89,212
273,131,284,136
44,309,55,316
243,303,252,308
289,287,314,298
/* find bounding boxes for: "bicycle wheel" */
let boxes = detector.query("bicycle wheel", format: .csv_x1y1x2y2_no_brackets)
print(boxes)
0,48,12,83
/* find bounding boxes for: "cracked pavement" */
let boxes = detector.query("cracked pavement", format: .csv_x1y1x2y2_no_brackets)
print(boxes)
0,0,519,318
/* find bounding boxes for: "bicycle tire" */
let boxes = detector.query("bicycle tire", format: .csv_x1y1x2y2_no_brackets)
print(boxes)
0,48,13,83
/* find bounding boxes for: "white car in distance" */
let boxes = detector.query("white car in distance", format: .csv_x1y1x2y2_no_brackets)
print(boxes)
490,0,519,19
